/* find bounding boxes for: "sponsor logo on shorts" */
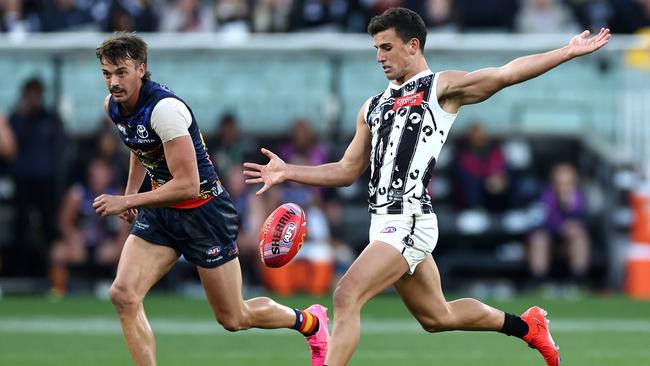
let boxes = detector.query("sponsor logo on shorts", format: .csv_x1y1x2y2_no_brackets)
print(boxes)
381,226,397,234
206,256,223,263
134,221,149,230
207,246,221,257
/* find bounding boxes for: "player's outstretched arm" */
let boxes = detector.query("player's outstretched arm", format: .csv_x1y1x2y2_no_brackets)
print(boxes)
244,105,371,195
438,28,611,110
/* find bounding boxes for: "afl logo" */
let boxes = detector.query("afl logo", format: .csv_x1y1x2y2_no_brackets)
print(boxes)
117,124,126,134
381,226,397,233
207,246,221,257
137,125,149,139
282,222,297,243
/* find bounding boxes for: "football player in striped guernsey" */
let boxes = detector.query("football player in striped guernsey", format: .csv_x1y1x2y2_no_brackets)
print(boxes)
245,7,609,366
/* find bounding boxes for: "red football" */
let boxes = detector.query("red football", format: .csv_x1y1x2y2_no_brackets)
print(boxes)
258,203,307,268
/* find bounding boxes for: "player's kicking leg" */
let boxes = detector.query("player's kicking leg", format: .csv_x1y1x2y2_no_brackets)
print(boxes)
394,255,560,366
324,241,412,365
197,257,328,366
108,235,179,366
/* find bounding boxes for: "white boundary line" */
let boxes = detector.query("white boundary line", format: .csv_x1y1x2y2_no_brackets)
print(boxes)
1,317,650,335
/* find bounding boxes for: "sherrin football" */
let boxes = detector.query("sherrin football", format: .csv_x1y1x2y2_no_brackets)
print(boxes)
258,203,307,268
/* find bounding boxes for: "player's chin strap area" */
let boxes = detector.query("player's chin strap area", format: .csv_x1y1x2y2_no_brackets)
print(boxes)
401,214,417,252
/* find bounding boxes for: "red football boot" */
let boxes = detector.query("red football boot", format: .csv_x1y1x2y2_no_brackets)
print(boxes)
521,306,561,366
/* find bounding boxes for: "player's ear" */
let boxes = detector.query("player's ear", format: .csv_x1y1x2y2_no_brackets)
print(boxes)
137,63,146,79
409,38,419,55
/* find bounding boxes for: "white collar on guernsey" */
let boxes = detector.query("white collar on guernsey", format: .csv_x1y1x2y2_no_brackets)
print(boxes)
388,69,434,90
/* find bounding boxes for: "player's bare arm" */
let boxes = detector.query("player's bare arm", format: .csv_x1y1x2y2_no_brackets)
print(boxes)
437,28,611,113
115,151,147,223
94,135,200,216
101,95,144,223
243,104,371,195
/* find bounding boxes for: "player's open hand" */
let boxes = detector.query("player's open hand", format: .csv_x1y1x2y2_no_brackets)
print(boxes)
93,194,130,217
567,28,610,58
243,148,287,195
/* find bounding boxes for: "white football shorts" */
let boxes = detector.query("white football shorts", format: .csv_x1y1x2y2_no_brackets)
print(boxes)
369,213,439,275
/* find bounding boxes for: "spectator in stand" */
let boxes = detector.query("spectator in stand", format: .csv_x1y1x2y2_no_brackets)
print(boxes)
516,0,580,34
423,0,456,30
209,113,255,177
454,0,519,31
0,112,16,273
214,0,250,33
528,162,591,290
452,122,511,211
1,0,34,33
251,0,292,32
160,0,215,32
37,0,95,31
104,0,159,32
9,77,66,262
564,0,610,31
289,0,351,31
280,119,329,166
608,0,650,34
279,118,329,201
69,118,129,187
49,158,129,296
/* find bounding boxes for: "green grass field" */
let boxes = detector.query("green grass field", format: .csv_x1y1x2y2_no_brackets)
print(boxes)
1,294,649,365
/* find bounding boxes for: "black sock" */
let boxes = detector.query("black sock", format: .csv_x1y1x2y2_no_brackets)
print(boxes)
499,313,529,338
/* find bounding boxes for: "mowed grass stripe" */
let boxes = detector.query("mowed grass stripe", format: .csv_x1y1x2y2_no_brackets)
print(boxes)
2,317,650,334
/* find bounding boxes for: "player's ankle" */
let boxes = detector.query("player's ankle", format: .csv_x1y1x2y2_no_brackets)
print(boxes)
499,312,529,338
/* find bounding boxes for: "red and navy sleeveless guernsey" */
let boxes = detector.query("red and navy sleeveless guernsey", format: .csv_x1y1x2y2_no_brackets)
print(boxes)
108,80,222,209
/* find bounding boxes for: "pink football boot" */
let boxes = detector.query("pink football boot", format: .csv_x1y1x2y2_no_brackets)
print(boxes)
306,304,329,366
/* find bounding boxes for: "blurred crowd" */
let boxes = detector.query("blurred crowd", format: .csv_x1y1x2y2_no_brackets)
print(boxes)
1,0,650,35
0,77,359,297
0,76,601,298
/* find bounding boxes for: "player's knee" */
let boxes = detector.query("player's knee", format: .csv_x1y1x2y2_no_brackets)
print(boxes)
216,315,249,332
419,311,453,333
419,317,445,333
332,281,359,311
108,283,140,312
214,309,251,332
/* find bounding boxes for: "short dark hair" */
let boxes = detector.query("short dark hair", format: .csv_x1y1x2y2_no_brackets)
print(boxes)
96,32,151,81
367,7,427,51
22,77,44,95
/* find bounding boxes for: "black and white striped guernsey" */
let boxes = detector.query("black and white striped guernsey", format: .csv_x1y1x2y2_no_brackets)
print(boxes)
363,70,458,214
